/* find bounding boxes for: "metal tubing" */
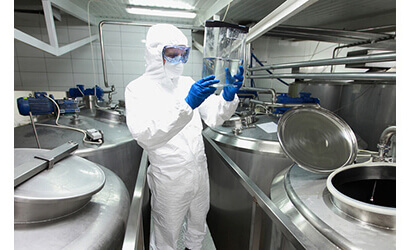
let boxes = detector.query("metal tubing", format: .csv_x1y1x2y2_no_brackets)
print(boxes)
99,20,203,88
122,150,149,250
248,52,396,71
203,133,322,249
29,111,41,149
241,86,277,103
248,72,396,81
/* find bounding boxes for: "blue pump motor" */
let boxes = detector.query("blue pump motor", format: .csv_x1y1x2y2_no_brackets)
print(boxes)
17,92,79,116
273,92,320,114
68,85,104,101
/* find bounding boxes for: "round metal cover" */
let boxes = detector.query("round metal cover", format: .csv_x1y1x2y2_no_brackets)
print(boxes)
277,106,358,173
14,148,106,223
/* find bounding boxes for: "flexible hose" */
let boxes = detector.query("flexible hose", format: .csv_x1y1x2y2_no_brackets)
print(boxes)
37,95,103,145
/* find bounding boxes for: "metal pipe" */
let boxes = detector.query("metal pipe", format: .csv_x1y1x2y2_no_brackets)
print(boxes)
29,111,41,149
202,133,321,249
122,150,149,250
240,86,277,103
377,126,396,161
379,126,396,146
99,20,203,89
248,72,396,81
248,52,396,71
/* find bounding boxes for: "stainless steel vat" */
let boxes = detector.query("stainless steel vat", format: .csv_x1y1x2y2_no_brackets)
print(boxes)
14,108,143,198
288,81,396,150
14,148,130,250
337,82,396,150
270,162,396,249
203,114,293,250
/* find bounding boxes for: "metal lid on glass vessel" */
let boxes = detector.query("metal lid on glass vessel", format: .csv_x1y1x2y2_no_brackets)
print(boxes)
277,106,358,173
14,148,106,223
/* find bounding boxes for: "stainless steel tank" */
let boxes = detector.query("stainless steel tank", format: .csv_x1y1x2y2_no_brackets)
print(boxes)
14,148,130,249
270,162,396,249
14,108,143,198
203,114,293,250
288,81,396,150
269,106,396,249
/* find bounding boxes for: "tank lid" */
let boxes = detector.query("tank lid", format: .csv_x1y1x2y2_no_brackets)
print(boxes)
14,148,106,223
277,106,358,173
205,20,249,33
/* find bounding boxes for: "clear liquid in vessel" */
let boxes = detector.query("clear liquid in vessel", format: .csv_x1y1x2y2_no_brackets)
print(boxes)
203,57,242,88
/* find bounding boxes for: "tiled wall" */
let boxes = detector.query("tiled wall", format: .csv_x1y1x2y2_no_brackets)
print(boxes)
14,14,204,103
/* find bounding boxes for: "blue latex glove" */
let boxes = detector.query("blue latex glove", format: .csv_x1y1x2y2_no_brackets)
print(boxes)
222,65,244,101
185,75,218,109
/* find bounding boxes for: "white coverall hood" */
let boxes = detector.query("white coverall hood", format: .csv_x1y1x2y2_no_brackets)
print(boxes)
144,23,188,81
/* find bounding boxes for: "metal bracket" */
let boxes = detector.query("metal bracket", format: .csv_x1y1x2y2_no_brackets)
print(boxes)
14,141,79,188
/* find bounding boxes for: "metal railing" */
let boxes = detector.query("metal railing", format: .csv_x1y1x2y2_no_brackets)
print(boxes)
202,133,322,249
247,52,396,81
122,150,148,250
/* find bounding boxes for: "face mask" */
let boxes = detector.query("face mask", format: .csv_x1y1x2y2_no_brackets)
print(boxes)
164,61,184,79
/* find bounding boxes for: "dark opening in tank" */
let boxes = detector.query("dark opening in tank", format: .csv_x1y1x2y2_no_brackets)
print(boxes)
331,165,396,208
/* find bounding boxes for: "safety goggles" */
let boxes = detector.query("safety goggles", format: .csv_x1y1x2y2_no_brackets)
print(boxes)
162,45,191,64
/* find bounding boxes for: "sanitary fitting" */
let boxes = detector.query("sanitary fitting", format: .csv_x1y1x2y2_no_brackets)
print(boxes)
374,126,396,162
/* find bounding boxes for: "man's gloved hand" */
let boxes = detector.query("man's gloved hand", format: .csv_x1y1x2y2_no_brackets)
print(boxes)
222,65,244,101
185,75,218,109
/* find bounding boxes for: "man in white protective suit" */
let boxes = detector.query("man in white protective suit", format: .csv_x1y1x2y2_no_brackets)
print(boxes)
125,23,244,250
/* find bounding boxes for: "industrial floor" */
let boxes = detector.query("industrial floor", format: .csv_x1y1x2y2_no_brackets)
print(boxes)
150,217,217,250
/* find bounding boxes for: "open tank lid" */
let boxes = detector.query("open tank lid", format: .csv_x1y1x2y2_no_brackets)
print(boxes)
14,148,106,223
277,106,358,173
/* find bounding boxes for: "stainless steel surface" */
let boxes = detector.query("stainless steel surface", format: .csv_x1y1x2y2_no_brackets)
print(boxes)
29,111,41,148
83,95,97,110
337,83,396,151
277,106,358,173
248,72,396,81
15,148,105,223
14,141,79,187
287,81,396,151
203,134,326,249
123,150,148,250
95,108,126,124
288,81,346,112
376,126,396,161
270,164,396,249
15,156,130,250
265,26,396,50
240,87,277,103
327,162,396,229
248,52,395,71
14,109,143,198
379,126,396,146
203,114,299,249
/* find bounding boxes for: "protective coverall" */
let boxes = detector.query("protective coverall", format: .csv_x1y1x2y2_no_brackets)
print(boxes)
125,24,239,250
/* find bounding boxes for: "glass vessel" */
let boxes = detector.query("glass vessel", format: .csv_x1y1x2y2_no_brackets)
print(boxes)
202,20,249,88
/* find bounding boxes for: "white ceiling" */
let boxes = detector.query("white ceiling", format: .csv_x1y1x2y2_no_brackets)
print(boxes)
15,0,396,30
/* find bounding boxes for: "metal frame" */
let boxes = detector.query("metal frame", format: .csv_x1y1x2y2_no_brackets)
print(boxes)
194,0,233,26
247,52,396,81
123,151,149,250
246,0,318,44
202,133,323,249
14,0,99,56
14,141,79,187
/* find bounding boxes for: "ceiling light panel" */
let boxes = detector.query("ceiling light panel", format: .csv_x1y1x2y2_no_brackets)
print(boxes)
128,0,195,10
126,7,197,19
